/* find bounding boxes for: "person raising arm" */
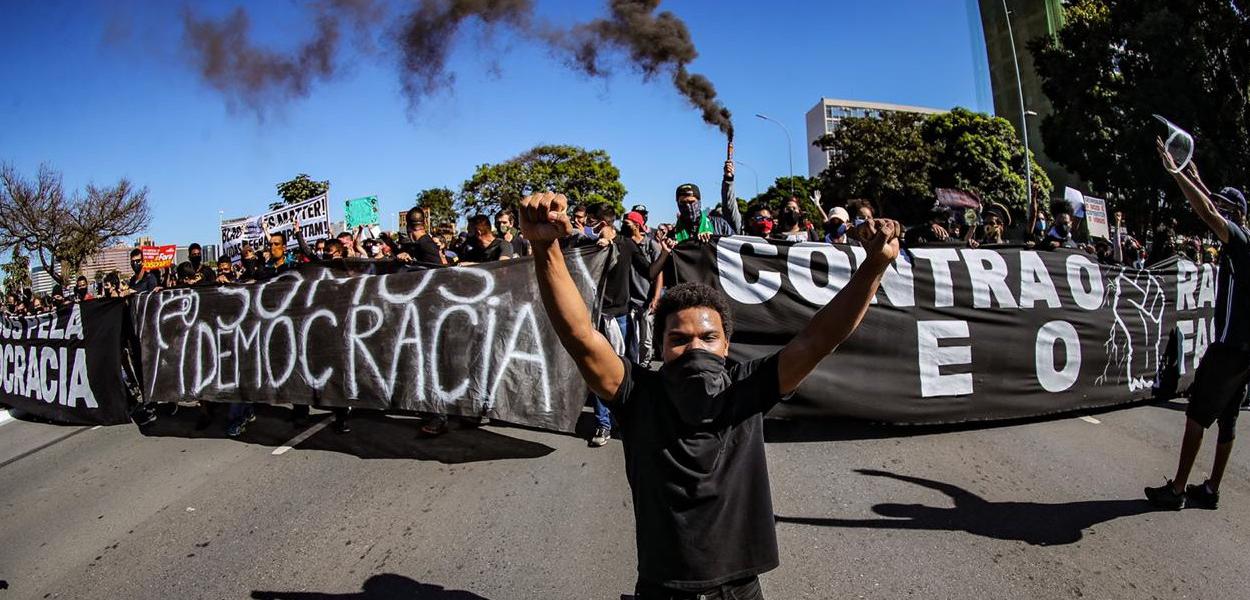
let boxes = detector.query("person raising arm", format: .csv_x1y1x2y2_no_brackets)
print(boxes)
519,191,900,599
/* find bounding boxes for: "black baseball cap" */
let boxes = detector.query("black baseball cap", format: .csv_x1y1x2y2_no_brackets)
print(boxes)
675,183,701,200
631,204,649,214
1213,187,1247,216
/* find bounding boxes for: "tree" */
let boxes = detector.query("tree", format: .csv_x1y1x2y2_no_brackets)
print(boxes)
0,163,151,286
923,108,1052,219
813,109,1049,225
274,173,330,210
459,145,627,216
814,112,935,224
414,187,457,226
1030,0,1250,233
2,252,30,292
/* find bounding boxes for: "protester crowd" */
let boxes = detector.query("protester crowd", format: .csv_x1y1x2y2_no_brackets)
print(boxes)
0,157,1236,444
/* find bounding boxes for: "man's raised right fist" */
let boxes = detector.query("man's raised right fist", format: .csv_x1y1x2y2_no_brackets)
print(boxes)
519,192,573,244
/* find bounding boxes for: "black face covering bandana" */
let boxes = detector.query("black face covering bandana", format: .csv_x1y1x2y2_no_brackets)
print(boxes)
779,207,800,229
660,349,731,426
189,254,202,268
678,200,702,223
131,260,143,274
1054,223,1071,239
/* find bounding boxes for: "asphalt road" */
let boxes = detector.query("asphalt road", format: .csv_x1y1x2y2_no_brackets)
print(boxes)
1,399,1248,600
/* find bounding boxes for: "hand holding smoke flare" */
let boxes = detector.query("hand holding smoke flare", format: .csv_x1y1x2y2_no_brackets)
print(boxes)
180,0,734,137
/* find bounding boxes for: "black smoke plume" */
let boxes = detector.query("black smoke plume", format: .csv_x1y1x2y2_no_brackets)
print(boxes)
564,0,733,139
180,0,733,138
395,0,533,110
182,0,383,113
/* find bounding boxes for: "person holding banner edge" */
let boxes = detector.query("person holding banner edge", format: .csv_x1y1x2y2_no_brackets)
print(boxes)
520,191,900,599
1146,139,1250,510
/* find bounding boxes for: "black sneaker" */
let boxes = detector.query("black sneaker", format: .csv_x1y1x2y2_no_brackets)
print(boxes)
1185,481,1220,509
335,420,351,435
589,426,611,447
132,406,157,426
1145,480,1186,510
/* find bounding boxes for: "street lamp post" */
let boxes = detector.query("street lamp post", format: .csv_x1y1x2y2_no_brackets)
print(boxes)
754,113,795,197
1002,0,1035,219
734,160,761,196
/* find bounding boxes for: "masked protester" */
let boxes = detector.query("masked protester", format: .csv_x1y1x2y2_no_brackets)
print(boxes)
496,210,530,257
127,248,160,293
175,243,216,286
1043,212,1077,250
73,275,93,302
1146,140,1250,511
744,204,774,238
770,197,811,242
823,206,852,244
519,191,901,599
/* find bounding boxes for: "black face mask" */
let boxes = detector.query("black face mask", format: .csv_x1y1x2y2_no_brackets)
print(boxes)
659,349,730,426
1054,223,1071,238
75,286,87,299
678,200,702,223
131,260,143,273
780,207,801,228
190,254,202,268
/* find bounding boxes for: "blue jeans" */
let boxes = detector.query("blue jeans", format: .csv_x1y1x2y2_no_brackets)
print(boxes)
591,313,630,429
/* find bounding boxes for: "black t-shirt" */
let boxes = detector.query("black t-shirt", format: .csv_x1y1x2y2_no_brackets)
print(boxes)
602,236,637,317
1215,219,1250,346
128,271,159,293
610,352,787,590
401,233,443,264
462,236,514,263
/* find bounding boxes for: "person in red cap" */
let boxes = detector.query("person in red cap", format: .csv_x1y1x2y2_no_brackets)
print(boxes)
625,210,665,363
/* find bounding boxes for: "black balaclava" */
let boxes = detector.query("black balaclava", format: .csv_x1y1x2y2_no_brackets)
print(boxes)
659,349,731,426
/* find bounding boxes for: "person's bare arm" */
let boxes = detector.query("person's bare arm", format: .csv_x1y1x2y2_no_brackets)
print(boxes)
520,192,625,400
777,219,900,395
1158,138,1230,243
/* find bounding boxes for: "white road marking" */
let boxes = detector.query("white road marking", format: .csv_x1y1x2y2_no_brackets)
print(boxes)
1080,416,1101,424
272,417,331,456
90,425,102,431
0,409,12,427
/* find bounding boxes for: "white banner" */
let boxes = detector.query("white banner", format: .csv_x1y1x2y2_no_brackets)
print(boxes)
220,194,331,261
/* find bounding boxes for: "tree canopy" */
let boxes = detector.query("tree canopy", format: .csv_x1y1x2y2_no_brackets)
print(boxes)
1030,0,1250,232
813,108,1051,225
414,187,457,226
275,173,330,209
459,145,627,216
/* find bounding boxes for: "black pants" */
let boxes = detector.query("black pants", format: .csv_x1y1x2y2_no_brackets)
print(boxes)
634,576,764,600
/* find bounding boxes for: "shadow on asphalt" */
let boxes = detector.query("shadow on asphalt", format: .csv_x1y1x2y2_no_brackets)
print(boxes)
251,573,490,599
136,404,555,464
761,400,1162,443
775,468,1160,546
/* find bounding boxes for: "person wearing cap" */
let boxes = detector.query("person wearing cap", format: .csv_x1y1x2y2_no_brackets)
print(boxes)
1146,140,1250,510
669,159,741,243
625,210,665,363
630,204,650,229
822,206,852,244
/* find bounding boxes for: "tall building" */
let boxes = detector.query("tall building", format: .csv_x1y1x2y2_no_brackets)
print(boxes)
975,0,1074,191
805,98,944,177
30,264,58,296
80,243,134,282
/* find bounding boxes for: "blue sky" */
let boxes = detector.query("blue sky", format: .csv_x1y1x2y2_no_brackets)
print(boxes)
0,0,990,247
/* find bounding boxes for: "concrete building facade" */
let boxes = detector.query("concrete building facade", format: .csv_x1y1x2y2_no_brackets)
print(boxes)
805,98,945,177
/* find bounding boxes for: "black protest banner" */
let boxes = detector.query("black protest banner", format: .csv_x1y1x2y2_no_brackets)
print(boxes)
673,238,1217,424
0,300,132,425
134,248,608,433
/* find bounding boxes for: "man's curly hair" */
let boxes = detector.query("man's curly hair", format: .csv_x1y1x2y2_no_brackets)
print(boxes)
653,282,734,343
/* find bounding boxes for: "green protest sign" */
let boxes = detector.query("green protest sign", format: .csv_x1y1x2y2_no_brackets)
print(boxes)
345,196,379,228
